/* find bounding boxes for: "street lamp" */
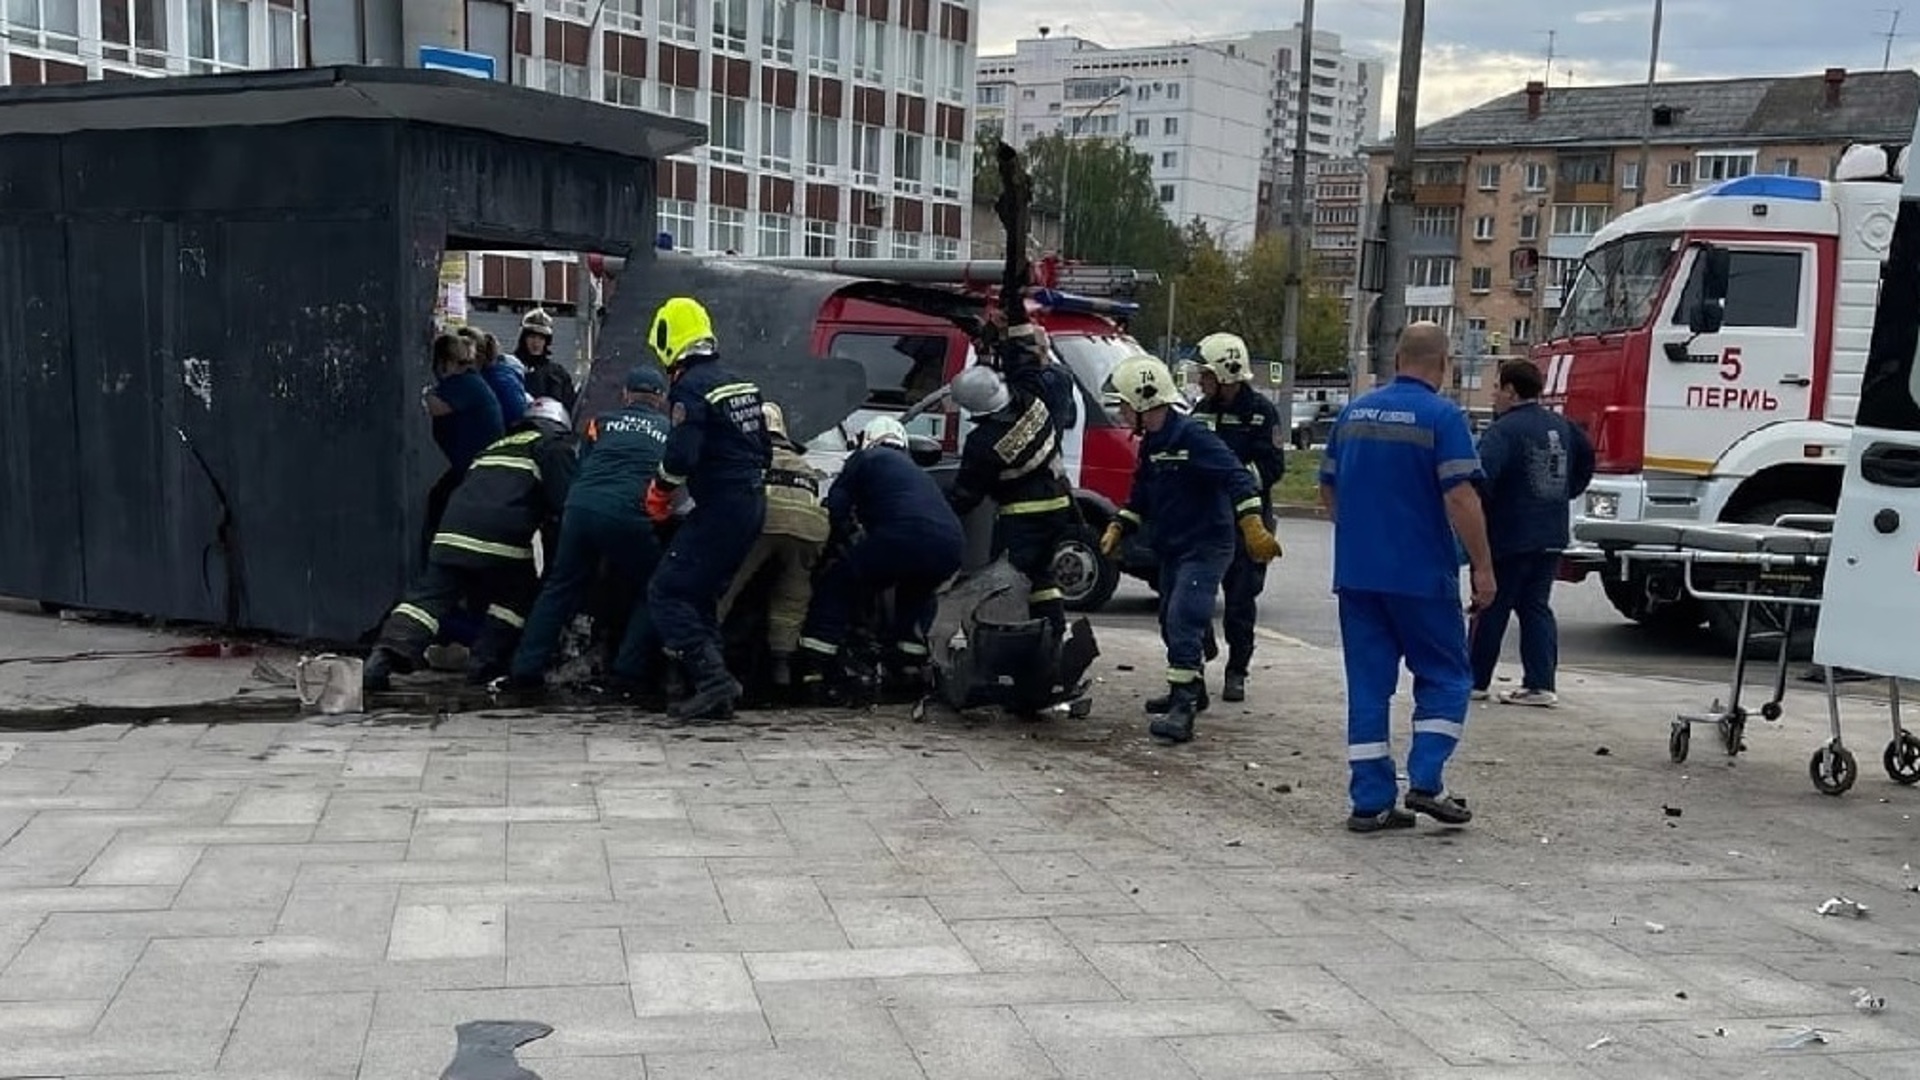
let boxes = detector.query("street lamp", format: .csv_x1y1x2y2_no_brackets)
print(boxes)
1060,77,1132,258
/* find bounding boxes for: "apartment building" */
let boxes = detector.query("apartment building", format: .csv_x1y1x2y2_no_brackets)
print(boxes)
974,32,1267,247
1307,157,1368,287
1366,67,1920,358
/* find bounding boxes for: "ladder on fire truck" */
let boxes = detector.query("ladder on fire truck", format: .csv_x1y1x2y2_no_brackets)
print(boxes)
738,255,1162,302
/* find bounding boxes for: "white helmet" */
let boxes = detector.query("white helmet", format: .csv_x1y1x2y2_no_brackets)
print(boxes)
860,415,908,449
1110,354,1178,413
1196,332,1252,384
950,365,1012,414
526,397,571,428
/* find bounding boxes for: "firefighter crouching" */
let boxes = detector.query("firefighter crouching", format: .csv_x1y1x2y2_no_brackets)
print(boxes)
1190,331,1286,704
365,398,579,691
716,402,831,695
798,417,965,700
642,297,774,721
946,364,1072,636
1099,355,1281,743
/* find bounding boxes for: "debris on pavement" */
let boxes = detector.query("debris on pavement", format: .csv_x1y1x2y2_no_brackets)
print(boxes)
1585,1035,1615,1051
1662,805,1683,817
1852,988,1886,1014
1594,746,1611,756
1224,838,1244,847
1769,1026,1831,1050
1645,921,1667,934
1817,897,1870,918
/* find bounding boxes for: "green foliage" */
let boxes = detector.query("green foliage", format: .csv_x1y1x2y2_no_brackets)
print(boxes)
1165,232,1351,376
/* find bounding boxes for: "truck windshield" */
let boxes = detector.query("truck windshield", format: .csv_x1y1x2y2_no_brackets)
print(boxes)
1555,233,1680,338
1051,332,1154,416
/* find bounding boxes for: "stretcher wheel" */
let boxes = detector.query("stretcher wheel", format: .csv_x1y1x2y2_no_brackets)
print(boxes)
1883,731,1920,786
1718,712,1746,757
1809,745,1859,796
1761,701,1783,721
1669,722,1690,764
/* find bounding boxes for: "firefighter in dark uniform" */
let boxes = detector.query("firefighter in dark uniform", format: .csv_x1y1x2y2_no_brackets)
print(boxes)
642,297,773,720
1190,332,1287,703
364,398,579,691
946,363,1072,635
1025,325,1080,438
1099,355,1281,743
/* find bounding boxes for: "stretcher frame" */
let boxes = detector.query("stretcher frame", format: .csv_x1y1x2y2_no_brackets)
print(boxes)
1574,517,1918,796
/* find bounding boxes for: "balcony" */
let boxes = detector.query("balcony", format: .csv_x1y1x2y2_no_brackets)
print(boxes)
1405,285,1455,307
1408,231,1461,257
1412,182,1466,206
1542,286,1565,309
1545,235,1592,260
1553,180,1613,204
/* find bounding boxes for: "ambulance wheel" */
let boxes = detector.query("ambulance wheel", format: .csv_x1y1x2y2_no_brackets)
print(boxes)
1056,527,1119,613
1668,722,1690,763
1809,744,1858,796
1883,731,1920,785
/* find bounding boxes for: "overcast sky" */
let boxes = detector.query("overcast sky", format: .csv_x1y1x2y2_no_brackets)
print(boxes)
977,0,1917,128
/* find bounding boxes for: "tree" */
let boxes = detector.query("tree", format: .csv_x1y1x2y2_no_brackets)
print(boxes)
1160,232,1350,375
972,131,1182,273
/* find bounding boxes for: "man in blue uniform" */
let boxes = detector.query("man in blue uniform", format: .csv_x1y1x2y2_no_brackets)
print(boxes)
502,366,673,693
642,297,773,720
1099,355,1282,744
798,417,966,699
1318,322,1495,833
1190,331,1287,704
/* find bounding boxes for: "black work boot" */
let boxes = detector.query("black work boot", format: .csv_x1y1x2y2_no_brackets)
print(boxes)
669,643,743,721
770,653,794,691
1148,684,1201,744
362,647,410,693
1222,670,1247,703
1145,678,1209,716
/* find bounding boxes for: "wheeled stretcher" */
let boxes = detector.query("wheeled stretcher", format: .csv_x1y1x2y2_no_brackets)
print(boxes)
1571,518,1919,795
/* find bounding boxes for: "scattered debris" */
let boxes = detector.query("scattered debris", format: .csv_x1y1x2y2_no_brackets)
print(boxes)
1244,762,1261,771
1274,783,1293,794
1817,897,1871,919
1224,838,1244,848
1585,1035,1615,1051
1052,788,1066,795
1662,805,1683,818
1674,991,1689,1000
1770,1026,1830,1050
1594,746,1611,756
1645,921,1667,934
1115,664,1134,672
1852,988,1887,1014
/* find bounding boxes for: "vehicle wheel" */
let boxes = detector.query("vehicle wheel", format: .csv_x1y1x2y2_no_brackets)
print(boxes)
1054,527,1120,613
1601,574,1704,631
1668,722,1690,763
1703,498,1830,660
1809,744,1858,796
1884,731,1920,785
1761,701,1783,721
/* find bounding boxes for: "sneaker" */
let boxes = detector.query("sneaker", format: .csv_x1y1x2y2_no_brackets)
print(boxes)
1405,789,1473,825
1346,807,1416,833
1469,689,1491,702
1500,688,1558,708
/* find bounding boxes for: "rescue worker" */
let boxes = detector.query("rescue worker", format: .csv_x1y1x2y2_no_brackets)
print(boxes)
798,416,965,698
716,402,831,694
1099,355,1281,744
1026,325,1079,437
1189,332,1287,704
501,367,673,693
515,308,577,413
365,398,578,691
642,297,772,720
1318,321,1492,833
462,327,530,425
421,332,505,561
946,364,1072,635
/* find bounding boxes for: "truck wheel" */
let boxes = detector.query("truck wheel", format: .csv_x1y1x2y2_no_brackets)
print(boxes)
1601,574,1703,631
1702,498,1829,660
1054,527,1120,613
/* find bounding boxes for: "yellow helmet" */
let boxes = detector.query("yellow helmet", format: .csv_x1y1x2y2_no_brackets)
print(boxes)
650,296,718,368
1111,353,1177,413
762,401,789,439
1196,332,1251,384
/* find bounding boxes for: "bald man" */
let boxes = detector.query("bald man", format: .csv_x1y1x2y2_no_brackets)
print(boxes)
1318,322,1495,834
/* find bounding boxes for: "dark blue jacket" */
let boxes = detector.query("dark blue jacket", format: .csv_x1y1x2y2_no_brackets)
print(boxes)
569,403,670,521
481,363,530,425
827,446,964,557
658,356,773,504
1118,411,1262,561
1193,386,1285,512
1477,401,1595,559
430,370,505,472
1034,363,1079,436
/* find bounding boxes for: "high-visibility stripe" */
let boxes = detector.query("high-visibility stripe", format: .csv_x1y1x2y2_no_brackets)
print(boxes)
1348,741,1392,761
1437,458,1480,481
1234,496,1264,515
1002,495,1071,515
1029,587,1064,603
472,455,541,477
1149,450,1190,463
394,604,439,633
705,381,758,403
657,465,688,485
1117,508,1142,526
1412,718,1465,740
1166,668,1200,683
431,533,534,560
485,604,526,629
799,636,839,656
491,430,543,447
894,641,930,656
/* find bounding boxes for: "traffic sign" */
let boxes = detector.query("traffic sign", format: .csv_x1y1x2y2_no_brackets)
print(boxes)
419,46,497,81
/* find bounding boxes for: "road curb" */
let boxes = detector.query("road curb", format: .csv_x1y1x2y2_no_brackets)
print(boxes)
1274,504,1328,522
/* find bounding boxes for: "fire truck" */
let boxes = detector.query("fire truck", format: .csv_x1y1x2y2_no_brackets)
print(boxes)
1543,146,1907,650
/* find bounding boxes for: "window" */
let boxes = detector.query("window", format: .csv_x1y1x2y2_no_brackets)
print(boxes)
977,84,1006,106
932,139,962,198
7,0,81,52
1551,204,1609,236
710,207,747,254
1621,162,1642,191
1696,151,1756,183
1167,82,1181,99
605,71,647,107
1519,212,1539,242
941,38,965,101
807,115,840,174
661,0,698,44
759,105,794,169
659,198,696,249
543,60,589,98
1164,117,1179,136
1415,162,1463,185
1522,163,1548,191
1065,77,1127,102
1158,184,1176,203
932,236,961,261
1473,215,1495,242
852,123,883,184
808,5,841,73
760,0,795,62
1022,88,1035,100
892,231,924,258
709,97,747,164
655,84,697,120
1019,122,1035,136
1774,158,1800,176
1666,160,1693,187
1406,305,1454,334
1134,118,1150,138
606,0,644,30
852,17,886,81
830,332,950,409
186,0,251,72
804,219,838,257
1476,163,1501,190
1672,249,1805,329
893,131,924,194
1512,317,1533,344
1557,234,1681,337
1471,266,1493,293
1160,151,1178,169
1409,257,1455,288
712,0,747,52
100,0,168,67
849,225,880,258
1412,206,1459,238
758,213,794,257
903,30,928,92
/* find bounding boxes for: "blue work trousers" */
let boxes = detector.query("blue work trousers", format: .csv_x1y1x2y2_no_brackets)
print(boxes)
1220,514,1272,675
510,506,662,682
1338,588,1472,814
649,490,766,656
802,527,963,657
1468,551,1560,694
1157,544,1234,686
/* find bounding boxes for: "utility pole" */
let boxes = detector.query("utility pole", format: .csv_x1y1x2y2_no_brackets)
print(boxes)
1370,0,1424,382
1880,8,1905,71
1542,30,1557,95
1278,0,1315,413
1633,0,1664,209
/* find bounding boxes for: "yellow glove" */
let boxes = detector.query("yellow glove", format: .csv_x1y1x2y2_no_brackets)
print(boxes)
1100,522,1125,558
1240,516,1283,563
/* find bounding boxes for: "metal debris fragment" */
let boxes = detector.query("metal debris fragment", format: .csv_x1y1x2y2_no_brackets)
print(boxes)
1662,805,1683,817
1852,988,1887,1014
1585,1035,1615,1051
1224,838,1244,847
1817,897,1870,918
1770,1026,1830,1050
1645,921,1667,934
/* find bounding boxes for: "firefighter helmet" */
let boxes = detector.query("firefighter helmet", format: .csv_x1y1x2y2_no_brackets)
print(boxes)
762,401,790,440
1111,354,1178,413
520,308,555,338
950,365,1012,414
860,415,908,449
1195,332,1252,384
526,397,571,428
649,297,719,369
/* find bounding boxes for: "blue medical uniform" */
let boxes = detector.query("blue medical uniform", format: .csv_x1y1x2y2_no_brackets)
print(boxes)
1319,376,1484,814
1193,386,1286,677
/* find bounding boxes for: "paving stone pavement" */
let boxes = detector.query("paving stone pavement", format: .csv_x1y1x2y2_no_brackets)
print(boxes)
2,604,1920,1079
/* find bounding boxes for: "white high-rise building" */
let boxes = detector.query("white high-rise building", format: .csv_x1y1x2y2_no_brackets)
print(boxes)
975,32,1268,248
1217,25,1382,166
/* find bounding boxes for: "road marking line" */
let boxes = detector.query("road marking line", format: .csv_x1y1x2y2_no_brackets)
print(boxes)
1253,626,1319,650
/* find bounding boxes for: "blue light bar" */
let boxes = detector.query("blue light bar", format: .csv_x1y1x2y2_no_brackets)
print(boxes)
1701,176,1825,201
1030,288,1142,316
